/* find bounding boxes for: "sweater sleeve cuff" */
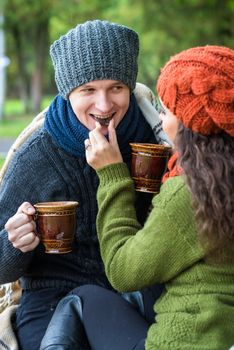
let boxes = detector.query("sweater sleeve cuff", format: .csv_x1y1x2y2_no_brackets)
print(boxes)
96,163,132,187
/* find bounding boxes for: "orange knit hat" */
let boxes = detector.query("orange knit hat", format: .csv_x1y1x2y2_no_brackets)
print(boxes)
157,45,234,137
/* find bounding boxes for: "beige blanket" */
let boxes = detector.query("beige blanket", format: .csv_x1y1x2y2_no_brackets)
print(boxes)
0,305,18,350
0,282,22,314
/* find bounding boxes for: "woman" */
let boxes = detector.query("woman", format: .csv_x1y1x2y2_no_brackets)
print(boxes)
63,45,234,349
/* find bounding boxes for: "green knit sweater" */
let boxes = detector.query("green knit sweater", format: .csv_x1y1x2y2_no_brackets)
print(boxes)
96,163,234,350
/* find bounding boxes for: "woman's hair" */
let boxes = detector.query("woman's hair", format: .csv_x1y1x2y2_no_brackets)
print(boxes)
176,123,234,259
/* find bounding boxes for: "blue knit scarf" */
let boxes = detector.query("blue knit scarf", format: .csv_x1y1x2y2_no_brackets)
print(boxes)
44,94,154,162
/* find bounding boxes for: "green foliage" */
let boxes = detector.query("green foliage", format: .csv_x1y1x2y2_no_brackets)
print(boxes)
0,157,5,169
0,117,32,138
0,99,33,137
0,96,52,137
0,0,6,12
3,0,234,101
4,99,25,116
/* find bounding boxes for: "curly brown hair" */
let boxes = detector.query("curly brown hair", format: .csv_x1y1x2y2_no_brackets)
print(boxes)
176,124,234,260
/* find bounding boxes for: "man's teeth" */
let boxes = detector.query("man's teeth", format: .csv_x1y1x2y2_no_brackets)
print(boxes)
91,113,114,126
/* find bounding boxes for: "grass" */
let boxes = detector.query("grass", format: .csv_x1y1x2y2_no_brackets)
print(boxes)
0,116,33,138
0,157,5,169
0,96,53,169
0,96,52,138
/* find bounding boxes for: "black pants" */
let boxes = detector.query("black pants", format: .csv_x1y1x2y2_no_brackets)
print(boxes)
15,288,69,350
70,284,158,350
18,284,163,350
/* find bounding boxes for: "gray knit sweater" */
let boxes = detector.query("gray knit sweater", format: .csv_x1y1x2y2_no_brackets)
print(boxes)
0,128,152,291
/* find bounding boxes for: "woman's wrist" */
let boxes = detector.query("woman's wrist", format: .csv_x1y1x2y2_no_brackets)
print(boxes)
96,163,131,187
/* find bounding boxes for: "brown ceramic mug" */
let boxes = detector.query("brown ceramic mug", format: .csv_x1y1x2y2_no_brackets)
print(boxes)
34,201,79,254
130,143,171,193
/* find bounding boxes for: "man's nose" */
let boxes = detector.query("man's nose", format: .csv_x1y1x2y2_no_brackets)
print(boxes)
95,92,113,112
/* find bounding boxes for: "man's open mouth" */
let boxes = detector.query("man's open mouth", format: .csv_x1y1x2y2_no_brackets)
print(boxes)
90,112,116,126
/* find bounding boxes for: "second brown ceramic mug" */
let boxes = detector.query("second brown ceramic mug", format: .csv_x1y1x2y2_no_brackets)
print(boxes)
130,143,171,193
34,201,79,254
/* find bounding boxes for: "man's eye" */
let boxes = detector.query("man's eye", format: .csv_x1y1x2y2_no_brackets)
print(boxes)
83,88,94,93
113,85,123,91
79,87,95,93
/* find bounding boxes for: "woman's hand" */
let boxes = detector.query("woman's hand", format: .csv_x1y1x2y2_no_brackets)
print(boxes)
85,120,123,170
5,202,40,253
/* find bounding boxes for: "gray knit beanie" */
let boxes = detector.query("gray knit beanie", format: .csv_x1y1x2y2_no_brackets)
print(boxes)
50,20,139,99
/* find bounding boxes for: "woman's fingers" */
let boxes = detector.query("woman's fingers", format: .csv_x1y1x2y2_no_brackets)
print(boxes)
108,119,118,146
84,138,91,151
89,122,107,146
89,120,117,148
85,120,123,170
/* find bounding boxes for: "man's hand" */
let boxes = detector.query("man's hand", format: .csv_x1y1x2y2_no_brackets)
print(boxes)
5,202,40,253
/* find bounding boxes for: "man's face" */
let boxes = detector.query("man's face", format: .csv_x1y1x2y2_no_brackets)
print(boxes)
69,80,130,134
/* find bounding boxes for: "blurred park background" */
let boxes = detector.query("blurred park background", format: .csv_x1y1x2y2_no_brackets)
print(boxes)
0,0,234,167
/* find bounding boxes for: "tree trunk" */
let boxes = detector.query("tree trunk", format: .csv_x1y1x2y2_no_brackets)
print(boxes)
12,24,31,114
31,17,49,114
